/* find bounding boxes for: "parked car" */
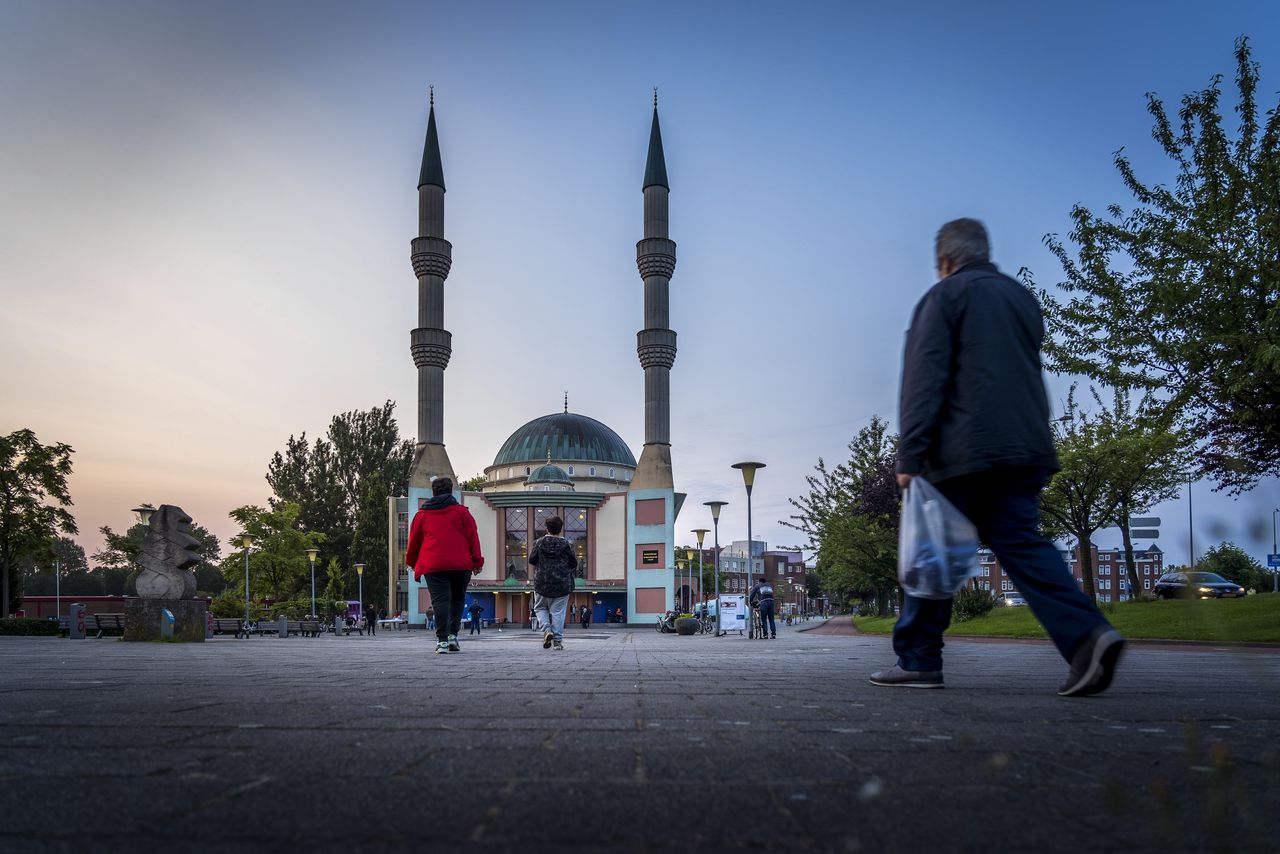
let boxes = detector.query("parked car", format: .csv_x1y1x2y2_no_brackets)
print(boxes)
1000,592,1028,607
1152,571,1246,600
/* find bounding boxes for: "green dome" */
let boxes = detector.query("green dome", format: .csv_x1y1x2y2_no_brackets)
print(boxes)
493,413,636,468
526,463,572,485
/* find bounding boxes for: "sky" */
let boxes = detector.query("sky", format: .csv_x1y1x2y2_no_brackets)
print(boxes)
2,0,1279,570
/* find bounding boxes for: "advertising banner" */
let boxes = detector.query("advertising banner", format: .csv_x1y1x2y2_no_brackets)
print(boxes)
718,594,746,634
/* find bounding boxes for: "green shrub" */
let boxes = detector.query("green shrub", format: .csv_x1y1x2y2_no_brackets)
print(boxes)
953,587,999,622
0,618,62,636
210,590,244,617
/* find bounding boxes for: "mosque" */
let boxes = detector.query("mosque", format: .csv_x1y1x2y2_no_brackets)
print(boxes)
386,94,688,627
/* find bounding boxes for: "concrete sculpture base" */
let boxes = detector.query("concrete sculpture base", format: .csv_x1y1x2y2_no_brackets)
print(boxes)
124,598,207,642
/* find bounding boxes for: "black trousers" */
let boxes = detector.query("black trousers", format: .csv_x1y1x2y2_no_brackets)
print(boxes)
424,571,471,642
469,616,481,634
894,467,1109,671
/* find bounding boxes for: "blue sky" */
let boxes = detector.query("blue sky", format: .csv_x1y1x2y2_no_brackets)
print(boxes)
2,0,1278,566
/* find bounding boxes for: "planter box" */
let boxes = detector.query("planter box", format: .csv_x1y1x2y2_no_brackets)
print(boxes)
674,617,699,636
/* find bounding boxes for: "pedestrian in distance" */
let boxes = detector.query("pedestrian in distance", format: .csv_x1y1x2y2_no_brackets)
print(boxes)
872,217,1124,696
528,515,577,651
405,477,484,655
749,577,776,639
364,602,377,636
468,600,483,635
579,604,590,630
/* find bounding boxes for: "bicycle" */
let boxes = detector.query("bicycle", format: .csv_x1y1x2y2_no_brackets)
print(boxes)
749,607,764,639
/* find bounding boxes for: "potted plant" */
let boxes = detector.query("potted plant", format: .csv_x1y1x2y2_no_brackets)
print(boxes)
674,613,699,635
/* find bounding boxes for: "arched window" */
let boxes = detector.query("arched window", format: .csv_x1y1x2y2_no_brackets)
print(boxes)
526,466,531,475
589,466,597,476
608,467,615,478
567,465,574,476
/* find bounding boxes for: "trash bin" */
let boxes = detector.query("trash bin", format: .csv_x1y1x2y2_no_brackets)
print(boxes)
69,603,86,640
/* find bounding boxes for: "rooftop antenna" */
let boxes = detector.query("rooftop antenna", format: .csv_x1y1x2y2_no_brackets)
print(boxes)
429,85,434,107
653,87,658,108
564,391,569,413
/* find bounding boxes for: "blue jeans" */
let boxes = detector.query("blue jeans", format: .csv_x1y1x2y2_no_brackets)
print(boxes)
893,467,1110,672
533,593,569,643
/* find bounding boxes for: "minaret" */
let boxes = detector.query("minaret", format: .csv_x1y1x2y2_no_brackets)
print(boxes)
408,89,455,488
632,94,677,489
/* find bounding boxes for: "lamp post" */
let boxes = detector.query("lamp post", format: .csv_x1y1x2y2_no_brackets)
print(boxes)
305,548,319,618
704,501,727,635
131,505,155,527
1272,508,1279,593
732,461,765,638
239,534,254,626
677,559,687,612
54,559,61,619
1187,477,1195,567
692,529,708,613
355,564,365,613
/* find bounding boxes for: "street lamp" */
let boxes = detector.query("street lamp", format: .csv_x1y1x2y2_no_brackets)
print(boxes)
1272,508,1279,593
131,506,154,527
692,529,708,614
676,559,687,611
239,534,254,626
732,461,765,638
704,501,728,635
355,564,365,614
305,548,319,618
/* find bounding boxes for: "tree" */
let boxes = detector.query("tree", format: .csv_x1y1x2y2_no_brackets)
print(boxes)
349,476,388,608
0,429,77,616
1035,37,1280,493
1041,392,1118,600
458,474,486,492
19,536,90,596
1095,390,1191,599
266,401,413,574
1196,542,1270,591
784,417,900,615
220,503,323,605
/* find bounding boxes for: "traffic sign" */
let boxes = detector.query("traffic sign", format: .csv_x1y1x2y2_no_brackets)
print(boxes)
1268,554,1280,569
1129,517,1160,527
1129,529,1160,539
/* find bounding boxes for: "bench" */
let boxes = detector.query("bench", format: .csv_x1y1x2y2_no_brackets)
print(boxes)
94,613,125,638
286,619,322,637
339,620,366,637
210,617,248,639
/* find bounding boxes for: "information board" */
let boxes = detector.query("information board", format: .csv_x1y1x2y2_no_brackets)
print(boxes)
718,594,746,635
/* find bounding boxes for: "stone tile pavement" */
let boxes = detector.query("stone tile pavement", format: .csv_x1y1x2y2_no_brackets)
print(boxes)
1,621,1277,852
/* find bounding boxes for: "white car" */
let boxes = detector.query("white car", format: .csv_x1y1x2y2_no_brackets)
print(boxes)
1001,592,1028,607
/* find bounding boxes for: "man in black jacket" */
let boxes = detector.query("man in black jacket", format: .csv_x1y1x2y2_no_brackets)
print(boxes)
871,218,1123,697
528,515,577,651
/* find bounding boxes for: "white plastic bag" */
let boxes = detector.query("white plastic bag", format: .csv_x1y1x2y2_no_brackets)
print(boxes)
898,478,981,599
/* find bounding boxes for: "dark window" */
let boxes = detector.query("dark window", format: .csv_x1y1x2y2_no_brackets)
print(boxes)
505,508,529,581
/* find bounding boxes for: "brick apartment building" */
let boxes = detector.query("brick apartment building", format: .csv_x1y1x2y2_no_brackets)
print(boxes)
975,543,1165,601
696,540,814,612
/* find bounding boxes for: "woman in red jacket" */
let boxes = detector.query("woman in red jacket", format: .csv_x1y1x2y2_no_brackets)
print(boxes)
405,477,484,654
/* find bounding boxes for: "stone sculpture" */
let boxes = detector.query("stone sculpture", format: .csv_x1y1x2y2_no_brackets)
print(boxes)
134,505,200,600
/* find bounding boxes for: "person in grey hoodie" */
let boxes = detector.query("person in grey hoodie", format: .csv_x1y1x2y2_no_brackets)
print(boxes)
528,515,577,651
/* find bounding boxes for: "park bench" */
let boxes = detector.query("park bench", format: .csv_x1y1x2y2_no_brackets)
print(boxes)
93,613,125,638
210,617,248,639
339,620,365,637
286,619,322,637
253,621,278,637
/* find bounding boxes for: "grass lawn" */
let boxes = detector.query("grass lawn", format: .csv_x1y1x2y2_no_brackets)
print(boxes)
852,592,1280,643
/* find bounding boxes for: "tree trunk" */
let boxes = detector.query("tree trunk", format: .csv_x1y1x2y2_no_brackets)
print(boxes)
1,554,9,618
1079,533,1098,601
1118,504,1142,601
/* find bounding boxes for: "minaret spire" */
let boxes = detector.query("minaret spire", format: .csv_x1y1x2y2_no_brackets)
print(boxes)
408,91,455,488
633,98,677,489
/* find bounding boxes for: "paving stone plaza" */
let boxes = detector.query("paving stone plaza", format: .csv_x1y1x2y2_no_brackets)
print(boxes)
2,622,1278,853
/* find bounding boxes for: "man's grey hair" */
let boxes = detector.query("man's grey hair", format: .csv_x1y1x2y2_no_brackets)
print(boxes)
935,218,990,269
